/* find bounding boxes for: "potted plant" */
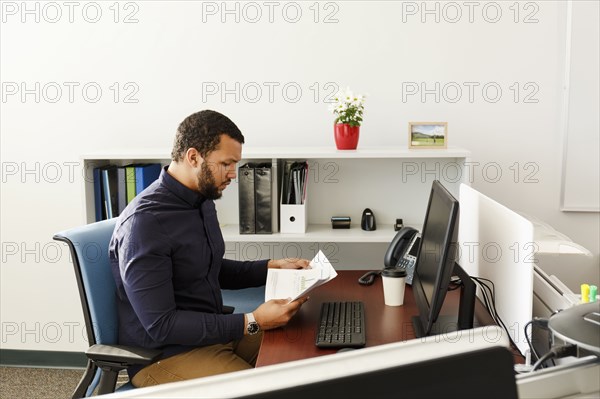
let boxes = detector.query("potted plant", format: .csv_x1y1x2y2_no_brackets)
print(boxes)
330,87,366,150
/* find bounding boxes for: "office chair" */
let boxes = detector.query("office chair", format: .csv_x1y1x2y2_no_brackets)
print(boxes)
55,218,266,397
54,218,162,397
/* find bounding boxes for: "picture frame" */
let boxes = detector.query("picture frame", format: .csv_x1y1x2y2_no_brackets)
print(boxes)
408,122,448,149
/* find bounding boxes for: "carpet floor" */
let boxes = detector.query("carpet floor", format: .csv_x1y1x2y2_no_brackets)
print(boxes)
0,367,129,399
0,366,85,399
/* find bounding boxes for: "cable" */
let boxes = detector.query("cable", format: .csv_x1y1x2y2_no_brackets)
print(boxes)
472,277,498,320
547,310,562,366
447,279,462,291
448,276,523,356
524,317,551,367
531,350,557,371
524,320,538,362
531,344,577,371
358,270,381,286
471,277,498,323
470,276,523,358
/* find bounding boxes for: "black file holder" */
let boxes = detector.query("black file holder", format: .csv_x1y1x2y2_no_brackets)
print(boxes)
239,163,273,234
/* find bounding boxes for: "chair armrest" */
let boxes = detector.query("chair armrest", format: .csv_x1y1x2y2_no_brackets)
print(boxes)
222,305,235,314
86,344,162,367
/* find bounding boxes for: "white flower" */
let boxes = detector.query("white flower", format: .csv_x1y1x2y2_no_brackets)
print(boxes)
352,95,364,108
330,86,365,126
343,87,353,99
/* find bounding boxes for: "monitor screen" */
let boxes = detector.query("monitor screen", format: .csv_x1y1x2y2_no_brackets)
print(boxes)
412,180,472,337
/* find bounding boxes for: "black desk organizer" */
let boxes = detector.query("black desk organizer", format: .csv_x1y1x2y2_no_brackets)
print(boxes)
238,163,273,234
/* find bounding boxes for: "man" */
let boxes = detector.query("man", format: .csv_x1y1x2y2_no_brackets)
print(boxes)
109,110,309,387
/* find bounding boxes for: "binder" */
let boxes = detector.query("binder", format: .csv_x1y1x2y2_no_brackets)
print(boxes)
102,166,119,219
117,167,127,215
93,167,105,221
254,165,272,234
125,165,136,204
135,164,161,195
239,164,256,234
238,163,273,234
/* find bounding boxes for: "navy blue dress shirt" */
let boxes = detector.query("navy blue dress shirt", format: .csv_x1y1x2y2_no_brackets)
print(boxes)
109,166,268,377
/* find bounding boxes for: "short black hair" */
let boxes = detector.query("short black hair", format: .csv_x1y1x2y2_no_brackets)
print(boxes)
171,110,245,162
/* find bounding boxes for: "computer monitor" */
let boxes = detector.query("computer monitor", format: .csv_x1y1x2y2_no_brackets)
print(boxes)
412,180,476,337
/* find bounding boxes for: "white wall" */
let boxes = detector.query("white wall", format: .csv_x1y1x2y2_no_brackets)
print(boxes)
1,1,598,352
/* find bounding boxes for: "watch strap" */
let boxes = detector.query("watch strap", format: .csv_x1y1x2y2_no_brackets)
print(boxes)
245,312,260,335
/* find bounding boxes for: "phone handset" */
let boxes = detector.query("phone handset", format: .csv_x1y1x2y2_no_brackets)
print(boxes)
358,227,420,286
383,227,419,268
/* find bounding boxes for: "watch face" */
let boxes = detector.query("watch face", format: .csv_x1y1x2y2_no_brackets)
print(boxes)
248,322,260,335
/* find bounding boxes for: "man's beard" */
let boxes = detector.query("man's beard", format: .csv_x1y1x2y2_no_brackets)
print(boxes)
197,162,226,200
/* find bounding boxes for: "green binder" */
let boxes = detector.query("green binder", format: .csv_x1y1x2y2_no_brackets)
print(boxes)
125,165,137,204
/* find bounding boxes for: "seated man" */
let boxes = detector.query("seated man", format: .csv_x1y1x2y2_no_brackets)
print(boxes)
109,110,309,387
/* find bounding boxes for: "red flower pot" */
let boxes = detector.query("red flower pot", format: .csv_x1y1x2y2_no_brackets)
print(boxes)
334,123,360,150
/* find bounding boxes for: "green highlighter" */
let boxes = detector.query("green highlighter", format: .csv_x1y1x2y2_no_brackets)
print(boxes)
590,285,598,303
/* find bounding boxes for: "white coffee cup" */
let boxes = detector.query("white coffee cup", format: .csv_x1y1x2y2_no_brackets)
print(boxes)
381,268,407,306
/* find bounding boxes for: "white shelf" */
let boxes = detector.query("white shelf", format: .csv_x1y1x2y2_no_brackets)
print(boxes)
220,224,422,243
81,151,170,161
82,147,468,250
241,146,471,159
81,146,470,161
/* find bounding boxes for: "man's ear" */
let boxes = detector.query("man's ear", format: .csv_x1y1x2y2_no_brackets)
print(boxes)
185,148,203,168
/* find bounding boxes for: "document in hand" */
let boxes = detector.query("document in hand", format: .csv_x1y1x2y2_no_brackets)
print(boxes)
265,250,338,302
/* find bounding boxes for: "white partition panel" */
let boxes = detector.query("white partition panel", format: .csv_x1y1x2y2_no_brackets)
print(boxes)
458,184,534,355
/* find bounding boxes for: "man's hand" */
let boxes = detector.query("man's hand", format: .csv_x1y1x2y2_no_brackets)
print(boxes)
253,297,309,330
268,258,311,270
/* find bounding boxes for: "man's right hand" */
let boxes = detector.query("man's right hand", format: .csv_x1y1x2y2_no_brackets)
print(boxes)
253,297,309,330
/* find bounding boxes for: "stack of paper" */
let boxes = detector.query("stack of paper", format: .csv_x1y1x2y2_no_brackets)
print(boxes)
265,250,337,302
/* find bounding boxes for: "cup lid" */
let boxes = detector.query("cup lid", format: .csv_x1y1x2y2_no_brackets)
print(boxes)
382,268,407,278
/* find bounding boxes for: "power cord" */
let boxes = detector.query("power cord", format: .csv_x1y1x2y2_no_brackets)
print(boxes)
524,317,549,363
470,276,523,359
531,344,577,371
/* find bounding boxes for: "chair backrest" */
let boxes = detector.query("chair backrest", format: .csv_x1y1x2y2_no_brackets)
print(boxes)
54,218,118,346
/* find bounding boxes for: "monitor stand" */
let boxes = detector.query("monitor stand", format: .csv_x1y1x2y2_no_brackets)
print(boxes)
413,263,477,338
412,315,481,338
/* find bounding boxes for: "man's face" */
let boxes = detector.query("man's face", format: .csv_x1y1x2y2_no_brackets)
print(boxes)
196,135,241,200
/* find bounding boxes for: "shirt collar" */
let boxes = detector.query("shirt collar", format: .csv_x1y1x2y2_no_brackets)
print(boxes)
159,166,206,208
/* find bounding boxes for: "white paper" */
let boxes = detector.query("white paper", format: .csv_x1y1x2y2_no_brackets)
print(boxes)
265,250,337,302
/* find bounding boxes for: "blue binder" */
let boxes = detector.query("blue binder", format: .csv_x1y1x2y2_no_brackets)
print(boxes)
93,167,104,221
135,164,161,195
102,166,119,219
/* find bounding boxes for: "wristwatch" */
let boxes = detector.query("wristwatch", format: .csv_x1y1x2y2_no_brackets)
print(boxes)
245,313,260,335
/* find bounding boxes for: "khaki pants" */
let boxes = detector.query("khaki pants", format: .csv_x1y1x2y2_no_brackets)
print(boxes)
131,332,263,388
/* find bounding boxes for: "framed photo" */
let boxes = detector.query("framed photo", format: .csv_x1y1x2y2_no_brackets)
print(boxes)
408,122,448,149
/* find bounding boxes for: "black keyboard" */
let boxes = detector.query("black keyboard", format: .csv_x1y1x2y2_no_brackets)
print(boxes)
315,301,366,348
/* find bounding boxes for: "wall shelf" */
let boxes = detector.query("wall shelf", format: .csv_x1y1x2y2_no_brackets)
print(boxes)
81,146,470,246
81,146,471,161
219,224,424,243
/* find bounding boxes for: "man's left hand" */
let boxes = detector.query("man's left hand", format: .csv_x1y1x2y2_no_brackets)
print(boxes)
268,258,311,269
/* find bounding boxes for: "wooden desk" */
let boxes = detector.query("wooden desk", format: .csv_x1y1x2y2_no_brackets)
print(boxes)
257,270,496,367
